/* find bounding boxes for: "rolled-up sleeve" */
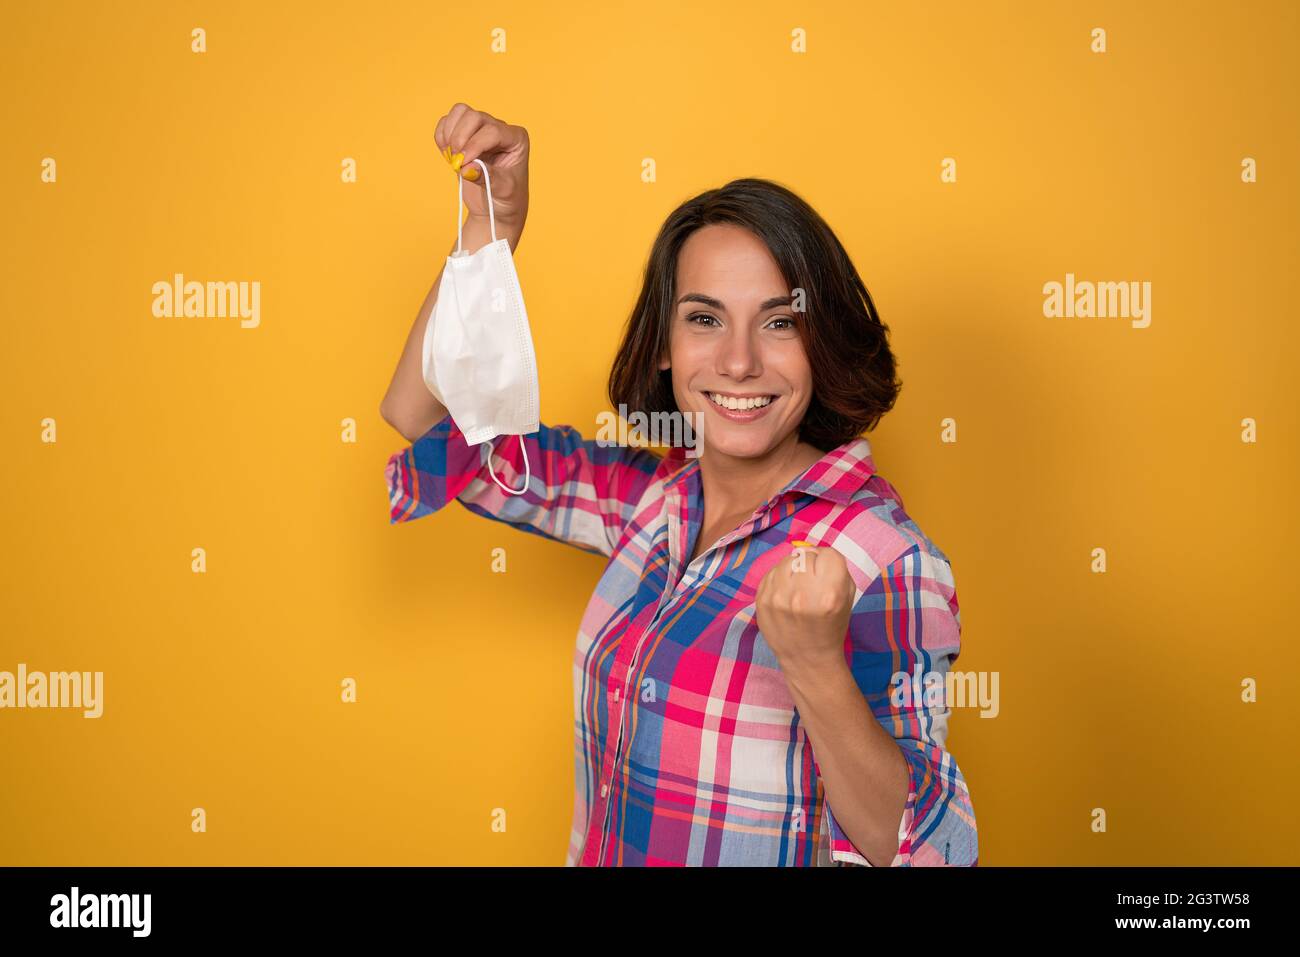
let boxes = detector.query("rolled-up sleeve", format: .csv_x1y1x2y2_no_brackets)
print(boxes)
822,544,979,867
385,413,664,558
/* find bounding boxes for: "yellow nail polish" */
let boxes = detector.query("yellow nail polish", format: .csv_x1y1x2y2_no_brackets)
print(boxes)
792,539,812,548
451,152,464,172
463,167,479,181
442,145,451,162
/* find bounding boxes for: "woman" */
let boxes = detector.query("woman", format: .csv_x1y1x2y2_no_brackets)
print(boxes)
381,104,978,867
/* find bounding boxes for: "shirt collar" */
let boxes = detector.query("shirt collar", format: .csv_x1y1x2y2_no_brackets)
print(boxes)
662,436,877,506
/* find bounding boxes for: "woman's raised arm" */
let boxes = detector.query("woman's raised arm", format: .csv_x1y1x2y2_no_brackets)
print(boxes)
379,103,531,442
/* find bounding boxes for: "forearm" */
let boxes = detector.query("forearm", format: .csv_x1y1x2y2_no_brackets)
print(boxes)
379,213,525,442
782,658,910,866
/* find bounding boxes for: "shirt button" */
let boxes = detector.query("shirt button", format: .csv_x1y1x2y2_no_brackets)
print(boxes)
612,687,620,702
600,783,609,798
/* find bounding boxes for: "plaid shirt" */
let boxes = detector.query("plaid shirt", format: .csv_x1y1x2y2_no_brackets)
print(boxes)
386,415,978,866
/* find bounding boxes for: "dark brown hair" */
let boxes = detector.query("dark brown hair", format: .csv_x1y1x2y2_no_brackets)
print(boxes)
607,177,900,453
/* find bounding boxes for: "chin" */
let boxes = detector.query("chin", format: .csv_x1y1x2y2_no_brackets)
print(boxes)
700,430,776,460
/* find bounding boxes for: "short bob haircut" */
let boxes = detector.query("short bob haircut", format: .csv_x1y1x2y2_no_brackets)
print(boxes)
608,177,900,453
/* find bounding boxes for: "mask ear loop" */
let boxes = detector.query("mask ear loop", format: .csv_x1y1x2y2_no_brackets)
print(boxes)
457,158,525,494
455,158,497,253
486,437,531,496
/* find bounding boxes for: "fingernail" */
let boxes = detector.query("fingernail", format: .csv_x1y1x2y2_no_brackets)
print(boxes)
451,152,464,172
791,539,812,548
463,167,479,181
442,145,452,162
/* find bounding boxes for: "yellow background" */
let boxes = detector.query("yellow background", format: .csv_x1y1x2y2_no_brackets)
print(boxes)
2,0,1297,865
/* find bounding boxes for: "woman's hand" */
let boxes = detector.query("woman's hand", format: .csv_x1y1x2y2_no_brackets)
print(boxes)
434,103,530,231
755,543,857,680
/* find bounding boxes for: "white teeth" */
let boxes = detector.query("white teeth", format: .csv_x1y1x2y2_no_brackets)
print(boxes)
707,392,774,411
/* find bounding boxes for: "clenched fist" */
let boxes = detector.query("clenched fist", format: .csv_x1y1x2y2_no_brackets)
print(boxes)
754,542,857,677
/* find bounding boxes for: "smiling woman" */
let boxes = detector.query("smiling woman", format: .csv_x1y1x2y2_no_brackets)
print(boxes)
611,178,899,459
383,105,977,867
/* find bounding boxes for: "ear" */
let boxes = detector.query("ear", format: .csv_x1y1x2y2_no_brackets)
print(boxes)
657,351,670,372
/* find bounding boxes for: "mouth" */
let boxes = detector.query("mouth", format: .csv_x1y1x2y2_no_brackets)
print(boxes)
703,390,778,422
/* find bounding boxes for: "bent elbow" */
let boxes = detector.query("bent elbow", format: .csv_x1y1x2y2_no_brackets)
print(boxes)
379,402,421,444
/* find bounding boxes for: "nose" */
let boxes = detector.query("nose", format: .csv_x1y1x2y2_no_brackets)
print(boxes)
715,325,762,380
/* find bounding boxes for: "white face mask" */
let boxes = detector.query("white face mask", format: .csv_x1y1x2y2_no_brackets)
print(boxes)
421,158,539,495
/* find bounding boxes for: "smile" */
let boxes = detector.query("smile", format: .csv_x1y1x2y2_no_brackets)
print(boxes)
704,391,777,419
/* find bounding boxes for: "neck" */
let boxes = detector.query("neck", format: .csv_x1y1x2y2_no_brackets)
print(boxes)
696,431,824,518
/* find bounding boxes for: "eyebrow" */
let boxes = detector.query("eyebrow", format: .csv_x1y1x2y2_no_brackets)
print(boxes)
676,293,793,312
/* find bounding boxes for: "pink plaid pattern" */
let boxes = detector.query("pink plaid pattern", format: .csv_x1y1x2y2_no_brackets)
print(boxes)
387,414,978,866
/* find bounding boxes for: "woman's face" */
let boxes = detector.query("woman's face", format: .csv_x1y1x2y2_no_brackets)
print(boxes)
658,224,814,461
